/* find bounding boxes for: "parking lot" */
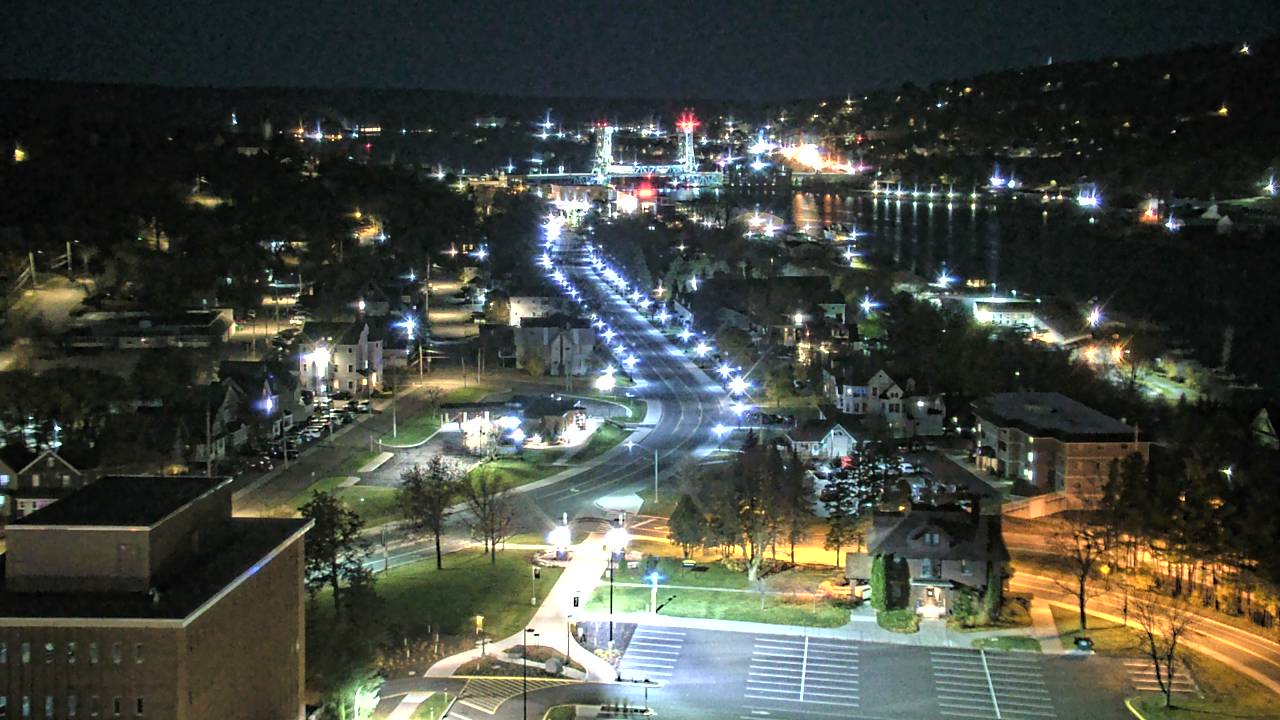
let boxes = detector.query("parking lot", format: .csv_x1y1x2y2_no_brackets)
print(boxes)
610,626,1136,720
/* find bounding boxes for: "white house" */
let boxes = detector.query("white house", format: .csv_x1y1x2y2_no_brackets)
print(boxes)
298,321,385,395
514,317,597,376
785,418,856,460
823,368,946,438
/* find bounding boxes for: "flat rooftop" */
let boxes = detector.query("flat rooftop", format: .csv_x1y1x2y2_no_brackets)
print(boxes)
0,517,309,620
973,392,1137,442
13,476,228,527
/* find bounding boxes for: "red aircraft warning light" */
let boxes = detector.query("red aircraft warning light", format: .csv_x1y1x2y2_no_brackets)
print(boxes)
676,111,700,134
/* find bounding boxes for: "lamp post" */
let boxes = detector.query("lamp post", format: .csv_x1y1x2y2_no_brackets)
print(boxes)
522,626,539,720
604,523,631,647
645,570,664,614
626,441,660,503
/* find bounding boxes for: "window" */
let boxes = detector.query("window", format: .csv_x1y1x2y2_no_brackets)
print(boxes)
0,474,9,486
67,642,76,664
61,474,70,486
88,643,98,665
1026,451,1035,462
67,695,76,717
43,698,52,718
21,697,28,719
347,364,353,373
134,698,143,716
30,474,39,488
923,532,941,546
0,696,6,717
1,642,6,663
43,643,53,664
960,559,973,575
112,697,121,716
111,643,122,665
20,643,29,664
133,643,143,664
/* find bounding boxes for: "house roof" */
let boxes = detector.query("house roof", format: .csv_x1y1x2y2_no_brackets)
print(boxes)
787,417,852,443
868,505,1009,563
300,320,368,346
972,392,1137,442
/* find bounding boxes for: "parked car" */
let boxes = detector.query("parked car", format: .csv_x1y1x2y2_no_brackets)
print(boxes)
355,401,371,413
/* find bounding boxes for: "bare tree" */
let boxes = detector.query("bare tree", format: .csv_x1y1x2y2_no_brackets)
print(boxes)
464,469,515,564
1133,595,1196,709
1052,511,1112,631
398,456,464,569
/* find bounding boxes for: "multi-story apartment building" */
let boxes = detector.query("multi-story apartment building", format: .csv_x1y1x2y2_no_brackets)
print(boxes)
973,392,1148,498
0,476,310,719
298,320,385,396
514,317,596,376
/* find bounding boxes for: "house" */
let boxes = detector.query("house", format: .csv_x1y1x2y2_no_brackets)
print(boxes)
785,417,856,460
846,499,1008,619
972,392,1148,500
514,316,596,376
63,309,235,350
822,367,947,439
0,444,101,520
508,296,560,327
179,381,248,463
297,320,385,395
218,360,307,439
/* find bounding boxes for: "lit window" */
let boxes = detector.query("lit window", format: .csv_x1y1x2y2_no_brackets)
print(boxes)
1026,451,1035,462
0,642,6,663
44,698,52,718
22,696,29,718
0,474,9,486
43,643,53,664
111,643,122,665
133,643,143,664
20,643,29,664
67,695,77,717
67,642,76,664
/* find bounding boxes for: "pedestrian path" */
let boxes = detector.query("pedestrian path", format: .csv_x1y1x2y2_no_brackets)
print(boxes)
618,626,685,682
930,648,1056,719
1122,658,1197,695
742,635,861,714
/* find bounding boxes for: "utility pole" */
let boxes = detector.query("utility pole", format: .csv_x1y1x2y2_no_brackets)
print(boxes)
654,448,659,503
391,371,398,439
205,403,213,478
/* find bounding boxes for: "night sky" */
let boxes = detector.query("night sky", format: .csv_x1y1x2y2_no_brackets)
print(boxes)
5,0,1279,100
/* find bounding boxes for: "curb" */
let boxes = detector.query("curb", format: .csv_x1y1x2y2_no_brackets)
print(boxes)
1124,697,1147,719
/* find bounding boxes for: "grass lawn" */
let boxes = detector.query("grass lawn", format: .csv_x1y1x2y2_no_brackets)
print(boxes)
639,490,682,518
391,412,441,446
291,476,401,528
571,422,631,464
374,549,561,640
338,450,379,475
588,585,850,627
1050,604,1142,656
588,393,647,424
1130,650,1279,719
972,636,1041,652
468,449,567,489
877,608,921,633
611,554,843,594
410,693,453,720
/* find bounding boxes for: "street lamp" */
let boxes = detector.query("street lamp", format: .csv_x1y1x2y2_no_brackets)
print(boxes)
604,523,632,646
522,626,540,720
627,441,661,503
716,363,734,379
728,375,750,396
693,341,711,358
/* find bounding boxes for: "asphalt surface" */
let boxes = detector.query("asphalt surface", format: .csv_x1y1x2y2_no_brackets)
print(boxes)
388,625,1139,720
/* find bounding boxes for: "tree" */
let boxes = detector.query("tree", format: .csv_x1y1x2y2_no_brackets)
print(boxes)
1134,596,1196,709
729,445,788,582
667,493,706,558
484,293,511,325
1053,512,1112,631
398,456,464,570
823,472,861,566
981,561,1004,623
300,490,375,613
464,470,515,564
520,348,547,378
870,555,888,612
779,451,815,563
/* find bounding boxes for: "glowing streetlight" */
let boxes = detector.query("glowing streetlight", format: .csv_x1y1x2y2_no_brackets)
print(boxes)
712,423,730,439
602,328,617,343
677,328,694,343
860,295,879,315
655,310,670,324
716,363,734,379
595,368,617,393
397,315,418,341
693,341,711,358
623,354,639,370
728,376,750,396
730,400,750,416
1088,306,1103,328
935,268,954,288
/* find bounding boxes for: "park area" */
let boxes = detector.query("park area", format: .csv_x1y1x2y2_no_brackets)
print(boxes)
586,539,854,628
307,549,561,698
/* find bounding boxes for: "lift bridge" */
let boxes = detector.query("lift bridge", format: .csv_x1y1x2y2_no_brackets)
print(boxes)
523,112,723,187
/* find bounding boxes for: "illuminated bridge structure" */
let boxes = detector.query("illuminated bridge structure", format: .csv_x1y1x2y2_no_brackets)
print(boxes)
522,111,723,187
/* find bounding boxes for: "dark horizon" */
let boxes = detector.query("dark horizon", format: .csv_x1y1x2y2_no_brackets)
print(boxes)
5,0,1280,101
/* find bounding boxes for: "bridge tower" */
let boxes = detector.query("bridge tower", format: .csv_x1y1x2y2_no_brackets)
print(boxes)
592,122,615,183
676,111,700,176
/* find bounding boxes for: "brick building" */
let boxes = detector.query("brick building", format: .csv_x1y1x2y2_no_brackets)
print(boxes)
0,476,310,719
973,392,1148,498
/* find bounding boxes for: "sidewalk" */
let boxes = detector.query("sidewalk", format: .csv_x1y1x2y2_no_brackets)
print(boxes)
425,535,619,683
